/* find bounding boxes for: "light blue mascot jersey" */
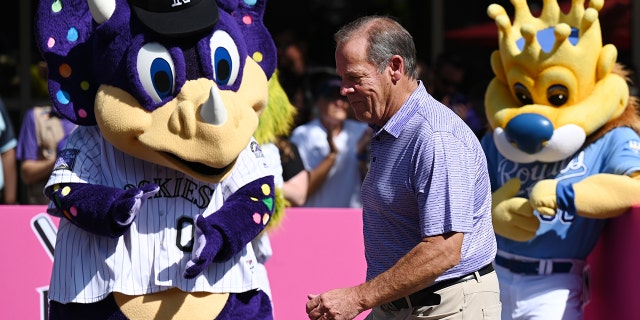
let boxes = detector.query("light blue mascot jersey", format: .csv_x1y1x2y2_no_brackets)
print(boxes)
481,127,640,259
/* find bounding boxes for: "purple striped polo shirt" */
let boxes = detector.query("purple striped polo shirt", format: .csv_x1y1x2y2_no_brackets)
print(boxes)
361,82,496,282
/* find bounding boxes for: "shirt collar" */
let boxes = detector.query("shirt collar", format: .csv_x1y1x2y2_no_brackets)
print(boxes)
376,81,427,138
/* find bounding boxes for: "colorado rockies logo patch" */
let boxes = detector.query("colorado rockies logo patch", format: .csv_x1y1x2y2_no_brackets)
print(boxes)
250,141,264,158
54,148,80,171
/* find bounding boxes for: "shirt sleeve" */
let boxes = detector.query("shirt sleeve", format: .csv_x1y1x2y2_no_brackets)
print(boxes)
605,127,640,176
281,141,305,181
46,126,103,188
415,131,475,236
16,109,38,160
289,128,310,170
220,138,273,198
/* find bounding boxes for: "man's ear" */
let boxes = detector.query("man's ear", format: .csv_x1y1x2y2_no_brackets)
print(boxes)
389,55,403,82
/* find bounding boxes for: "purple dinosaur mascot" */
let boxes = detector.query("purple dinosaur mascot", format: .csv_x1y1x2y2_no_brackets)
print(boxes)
34,0,278,318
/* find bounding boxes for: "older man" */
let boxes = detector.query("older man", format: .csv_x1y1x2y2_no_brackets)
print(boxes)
306,16,500,320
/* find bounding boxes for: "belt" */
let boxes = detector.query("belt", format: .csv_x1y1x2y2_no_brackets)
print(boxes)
385,264,494,310
494,255,576,275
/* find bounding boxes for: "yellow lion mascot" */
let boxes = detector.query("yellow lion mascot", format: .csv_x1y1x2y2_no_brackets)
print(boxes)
481,0,640,318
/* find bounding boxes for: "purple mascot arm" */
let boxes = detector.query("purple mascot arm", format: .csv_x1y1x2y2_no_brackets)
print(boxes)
184,175,275,279
46,182,159,237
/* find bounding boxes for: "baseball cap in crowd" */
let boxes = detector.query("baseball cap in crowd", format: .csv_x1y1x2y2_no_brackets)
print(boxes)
315,77,345,100
130,0,219,37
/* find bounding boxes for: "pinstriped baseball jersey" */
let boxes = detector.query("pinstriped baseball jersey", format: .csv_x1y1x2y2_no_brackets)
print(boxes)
46,125,272,303
483,126,640,259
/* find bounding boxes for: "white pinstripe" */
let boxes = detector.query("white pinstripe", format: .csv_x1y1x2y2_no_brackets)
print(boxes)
46,126,271,303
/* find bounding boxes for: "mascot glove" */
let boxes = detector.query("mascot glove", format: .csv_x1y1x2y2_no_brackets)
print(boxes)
529,179,559,216
184,214,225,279
492,178,540,242
184,176,275,279
46,182,159,237
112,183,160,227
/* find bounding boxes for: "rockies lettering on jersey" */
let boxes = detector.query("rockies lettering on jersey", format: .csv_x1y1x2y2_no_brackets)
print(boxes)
123,178,214,209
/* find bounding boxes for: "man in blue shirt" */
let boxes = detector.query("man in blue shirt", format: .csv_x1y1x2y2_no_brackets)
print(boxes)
306,16,500,320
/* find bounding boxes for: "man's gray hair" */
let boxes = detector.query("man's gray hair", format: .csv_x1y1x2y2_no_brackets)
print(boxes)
334,15,418,80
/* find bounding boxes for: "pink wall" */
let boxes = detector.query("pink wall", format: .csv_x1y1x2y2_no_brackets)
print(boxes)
266,208,369,319
0,206,55,320
1,205,638,319
583,208,640,319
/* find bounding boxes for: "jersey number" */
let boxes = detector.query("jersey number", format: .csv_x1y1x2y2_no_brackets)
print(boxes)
176,216,194,252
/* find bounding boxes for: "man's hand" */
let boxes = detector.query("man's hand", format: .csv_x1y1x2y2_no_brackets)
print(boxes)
306,288,364,320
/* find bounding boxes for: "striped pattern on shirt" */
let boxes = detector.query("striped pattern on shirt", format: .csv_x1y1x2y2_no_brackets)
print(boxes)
361,82,496,282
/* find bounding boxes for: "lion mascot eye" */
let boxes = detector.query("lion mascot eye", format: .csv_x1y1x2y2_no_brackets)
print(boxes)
547,84,569,106
513,83,533,105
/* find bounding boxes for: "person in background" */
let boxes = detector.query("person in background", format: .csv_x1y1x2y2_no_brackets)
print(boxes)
275,30,314,128
275,136,308,207
16,105,76,204
290,75,370,208
0,98,17,204
429,52,486,138
306,15,499,320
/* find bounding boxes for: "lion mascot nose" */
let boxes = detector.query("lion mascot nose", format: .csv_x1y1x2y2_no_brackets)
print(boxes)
505,113,554,154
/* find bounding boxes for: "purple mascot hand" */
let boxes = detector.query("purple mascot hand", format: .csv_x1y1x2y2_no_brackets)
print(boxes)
112,183,160,226
184,215,224,279
183,175,275,279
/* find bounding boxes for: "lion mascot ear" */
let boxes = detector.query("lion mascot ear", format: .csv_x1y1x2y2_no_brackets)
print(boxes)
35,0,286,319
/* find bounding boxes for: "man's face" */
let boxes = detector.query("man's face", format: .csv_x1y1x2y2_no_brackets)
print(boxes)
335,36,390,126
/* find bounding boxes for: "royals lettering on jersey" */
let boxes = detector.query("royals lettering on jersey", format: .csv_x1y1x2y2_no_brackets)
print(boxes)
482,127,640,260
45,126,271,303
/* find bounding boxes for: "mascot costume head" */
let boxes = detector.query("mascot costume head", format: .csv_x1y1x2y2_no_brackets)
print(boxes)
483,0,640,317
34,0,289,319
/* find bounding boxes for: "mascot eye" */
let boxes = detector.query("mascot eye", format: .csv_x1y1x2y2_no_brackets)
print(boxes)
210,31,240,86
547,85,569,106
137,43,176,103
513,83,533,105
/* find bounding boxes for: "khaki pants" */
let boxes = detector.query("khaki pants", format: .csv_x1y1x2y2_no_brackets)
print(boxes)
366,271,501,320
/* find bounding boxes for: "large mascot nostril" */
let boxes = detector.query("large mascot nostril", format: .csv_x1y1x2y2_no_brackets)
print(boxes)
505,113,553,154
